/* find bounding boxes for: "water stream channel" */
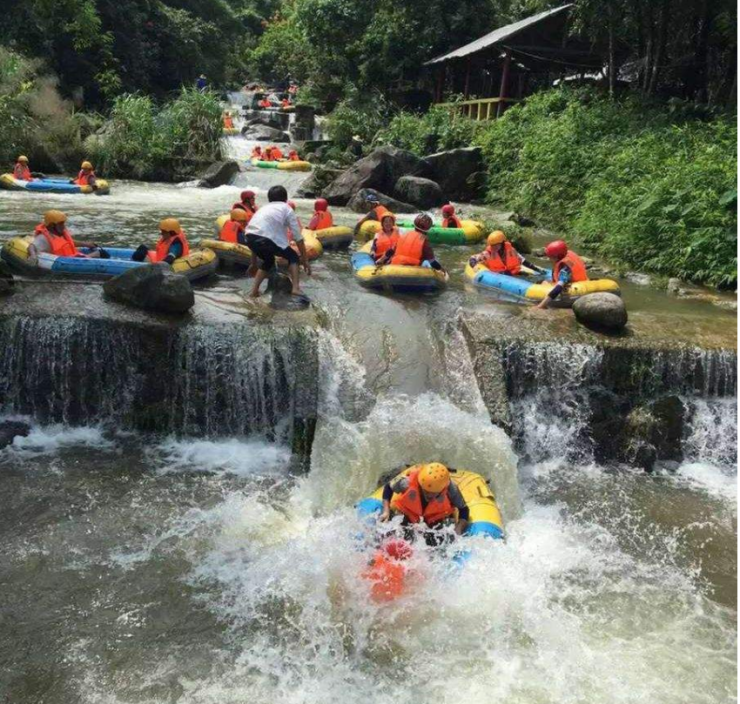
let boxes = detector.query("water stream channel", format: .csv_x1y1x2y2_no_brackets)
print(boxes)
0,142,736,703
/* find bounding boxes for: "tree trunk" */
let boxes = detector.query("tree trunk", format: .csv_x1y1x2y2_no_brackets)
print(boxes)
647,0,670,95
608,11,616,97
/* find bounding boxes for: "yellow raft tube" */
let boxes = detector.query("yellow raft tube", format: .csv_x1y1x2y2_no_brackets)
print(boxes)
351,242,448,294
357,465,504,540
465,262,621,307
250,157,312,172
308,225,354,250
203,215,323,267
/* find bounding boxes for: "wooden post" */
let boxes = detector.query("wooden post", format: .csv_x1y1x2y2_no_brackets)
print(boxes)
464,57,472,99
497,49,512,118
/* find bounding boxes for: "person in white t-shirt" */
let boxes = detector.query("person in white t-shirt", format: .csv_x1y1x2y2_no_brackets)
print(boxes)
245,185,311,297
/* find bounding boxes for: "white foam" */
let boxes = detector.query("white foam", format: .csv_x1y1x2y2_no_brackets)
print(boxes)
152,437,291,477
7,423,113,456
673,462,737,503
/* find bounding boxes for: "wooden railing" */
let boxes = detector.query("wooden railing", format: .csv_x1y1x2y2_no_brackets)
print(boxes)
437,97,519,120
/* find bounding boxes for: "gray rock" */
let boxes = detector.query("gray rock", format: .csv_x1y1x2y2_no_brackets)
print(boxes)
573,292,628,330
103,264,194,314
347,188,415,214
666,277,682,295
295,166,344,198
510,212,537,227
243,124,291,142
625,271,652,286
0,420,31,449
270,291,311,311
712,299,738,311
393,175,444,208
322,145,430,206
0,261,14,295
425,147,483,201
197,160,240,188
243,115,288,131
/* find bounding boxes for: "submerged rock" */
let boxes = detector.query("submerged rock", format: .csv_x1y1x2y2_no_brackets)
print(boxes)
197,160,240,188
322,145,429,206
0,261,14,295
573,292,628,331
103,264,194,314
347,188,415,214
0,420,30,449
394,175,444,208
243,124,290,142
270,291,311,311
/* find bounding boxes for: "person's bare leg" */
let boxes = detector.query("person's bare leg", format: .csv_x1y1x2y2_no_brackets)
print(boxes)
250,269,268,297
288,262,300,294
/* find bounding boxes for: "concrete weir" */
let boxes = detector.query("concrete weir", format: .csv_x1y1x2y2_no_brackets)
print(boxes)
0,282,320,468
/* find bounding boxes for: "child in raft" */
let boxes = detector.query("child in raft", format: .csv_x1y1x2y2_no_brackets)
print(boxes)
370,213,400,262
441,204,462,228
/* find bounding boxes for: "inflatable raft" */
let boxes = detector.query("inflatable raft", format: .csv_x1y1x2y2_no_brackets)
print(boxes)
1,236,217,281
351,242,448,294
308,226,353,250
357,466,504,540
358,219,484,245
205,215,323,267
222,127,240,136
0,174,110,195
464,262,620,307
250,158,311,172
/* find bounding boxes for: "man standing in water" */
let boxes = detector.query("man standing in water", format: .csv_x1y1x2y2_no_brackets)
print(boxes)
245,185,311,297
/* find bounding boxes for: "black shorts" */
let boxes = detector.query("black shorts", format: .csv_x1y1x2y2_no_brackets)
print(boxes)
246,234,299,271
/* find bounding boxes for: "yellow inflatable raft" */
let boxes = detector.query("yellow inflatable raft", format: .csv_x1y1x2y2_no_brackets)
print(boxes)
357,466,504,540
358,218,485,245
351,242,448,294
250,158,312,172
204,215,323,266
222,127,240,136
464,262,620,307
307,226,353,250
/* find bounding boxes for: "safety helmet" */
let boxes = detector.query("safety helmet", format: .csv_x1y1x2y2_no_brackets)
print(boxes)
418,463,450,494
365,192,379,203
413,213,433,233
442,204,455,216
230,209,248,223
159,218,181,233
544,240,568,259
287,200,296,210
253,145,262,151
81,161,93,170
241,190,256,202
18,155,28,163
314,198,328,212
380,213,396,226
487,230,506,247
383,538,413,561
43,210,67,226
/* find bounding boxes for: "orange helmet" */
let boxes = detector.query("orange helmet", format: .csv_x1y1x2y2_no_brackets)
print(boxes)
418,463,450,493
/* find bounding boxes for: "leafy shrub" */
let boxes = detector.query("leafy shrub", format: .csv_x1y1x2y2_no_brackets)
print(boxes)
325,89,391,149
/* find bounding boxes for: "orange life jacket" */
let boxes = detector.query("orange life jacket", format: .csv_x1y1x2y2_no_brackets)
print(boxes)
259,99,271,108
484,242,521,276
391,469,455,526
223,115,234,129
553,251,588,283
442,215,462,228
312,211,333,230
281,99,290,108
14,163,32,181
362,551,407,603
390,230,426,267
34,224,78,257
251,149,262,159
220,220,244,244
263,152,274,162
289,153,300,161
272,147,284,160
232,203,256,222
74,169,95,186
150,230,190,263
373,205,391,221
373,229,400,260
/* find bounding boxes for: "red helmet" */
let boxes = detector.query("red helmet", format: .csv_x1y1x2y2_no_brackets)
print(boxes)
383,539,413,561
414,213,433,233
544,240,568,259
241,190,255,202
287,200,296,210
442,204,455,216
314,198,328,212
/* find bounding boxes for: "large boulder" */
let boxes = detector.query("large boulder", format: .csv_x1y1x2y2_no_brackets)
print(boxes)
103,264,194,314
0,260,14,295
322,145,430,206
425,147,483,201
197,160,240,188
295,166,344,198
243,123,290,142
347,188,415,215
393,175,444,208
573,292,628,330
0,420,30,449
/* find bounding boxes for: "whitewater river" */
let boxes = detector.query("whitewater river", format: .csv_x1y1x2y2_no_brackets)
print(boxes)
0,148,736,703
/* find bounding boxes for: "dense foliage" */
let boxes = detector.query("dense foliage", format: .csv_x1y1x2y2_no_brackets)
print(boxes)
480,89,737,287
87,89,223,180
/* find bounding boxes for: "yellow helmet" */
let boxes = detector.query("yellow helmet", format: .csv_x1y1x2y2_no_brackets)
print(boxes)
487,230,506,247
43,210,67,226
81,160,93,170
159,218,181,233
230,208,248,223
418,463,450,493
18,155,28,163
